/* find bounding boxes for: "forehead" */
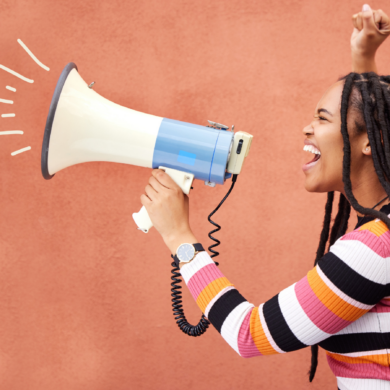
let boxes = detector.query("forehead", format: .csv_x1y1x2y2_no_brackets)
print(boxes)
315,81,344,115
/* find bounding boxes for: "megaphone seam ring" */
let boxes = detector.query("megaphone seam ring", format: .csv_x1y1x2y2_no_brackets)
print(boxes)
170,173,238,337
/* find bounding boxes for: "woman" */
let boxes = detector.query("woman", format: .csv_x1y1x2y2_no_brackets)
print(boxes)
140,5,390,389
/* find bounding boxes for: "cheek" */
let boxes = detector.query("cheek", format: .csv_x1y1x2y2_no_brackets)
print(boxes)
311,126,344,190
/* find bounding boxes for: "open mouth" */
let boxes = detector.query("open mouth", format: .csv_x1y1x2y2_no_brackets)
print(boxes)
303,144,321,170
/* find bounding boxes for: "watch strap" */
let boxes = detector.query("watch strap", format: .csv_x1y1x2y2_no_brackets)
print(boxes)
171,243,205,268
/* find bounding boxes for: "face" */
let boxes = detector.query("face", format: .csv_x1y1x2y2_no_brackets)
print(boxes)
302,81,370,194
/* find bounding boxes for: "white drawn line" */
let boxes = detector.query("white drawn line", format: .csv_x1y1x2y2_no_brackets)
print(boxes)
0,65,34,83
6,86,16,92
11,146,31,156
17,39,50,71
2,113,15,118
0,98,13,104
0,131,23,135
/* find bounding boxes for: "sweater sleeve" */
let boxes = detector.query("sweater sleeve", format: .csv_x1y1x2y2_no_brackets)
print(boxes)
180,221,390,358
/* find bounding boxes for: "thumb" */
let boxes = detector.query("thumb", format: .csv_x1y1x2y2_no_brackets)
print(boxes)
362,4,377,33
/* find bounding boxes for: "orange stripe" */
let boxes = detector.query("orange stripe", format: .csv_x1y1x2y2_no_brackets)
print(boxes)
307,267,367,322
359,220,388,237
249,307,279,355
327,352,390,367
195,277,233,313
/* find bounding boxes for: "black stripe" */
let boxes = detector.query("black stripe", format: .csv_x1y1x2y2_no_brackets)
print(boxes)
208,289,246,333
319,332,390,354
318,252,388,305
263,294,307,352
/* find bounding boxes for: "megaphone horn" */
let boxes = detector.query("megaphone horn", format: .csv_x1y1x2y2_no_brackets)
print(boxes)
41,63,253,232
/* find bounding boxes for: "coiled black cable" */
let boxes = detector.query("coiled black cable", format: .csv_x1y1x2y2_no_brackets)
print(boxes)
170,174,239,336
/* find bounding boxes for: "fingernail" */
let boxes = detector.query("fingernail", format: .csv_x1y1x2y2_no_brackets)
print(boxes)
362,4,371,11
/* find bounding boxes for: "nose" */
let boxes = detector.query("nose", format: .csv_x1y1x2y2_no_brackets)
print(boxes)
303,123,314,136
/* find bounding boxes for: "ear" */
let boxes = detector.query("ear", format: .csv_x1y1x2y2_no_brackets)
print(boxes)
362,139,371,156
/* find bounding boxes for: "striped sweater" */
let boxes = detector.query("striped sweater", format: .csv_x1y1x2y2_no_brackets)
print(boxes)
181,208,390,390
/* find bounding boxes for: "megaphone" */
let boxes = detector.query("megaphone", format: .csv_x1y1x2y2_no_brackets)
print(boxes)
41,63,253,232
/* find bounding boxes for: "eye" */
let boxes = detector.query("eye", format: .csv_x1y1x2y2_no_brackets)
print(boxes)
319,116,328,121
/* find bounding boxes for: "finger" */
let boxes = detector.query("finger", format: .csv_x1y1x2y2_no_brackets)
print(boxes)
144,184,158,201
140,193,151,207
148,175,166,192
352,13,363,31
356,13,364,31
362,4,377,34
151,169,180,191
373,9,390,32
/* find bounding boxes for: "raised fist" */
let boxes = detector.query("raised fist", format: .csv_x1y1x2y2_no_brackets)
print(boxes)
351,4,390,58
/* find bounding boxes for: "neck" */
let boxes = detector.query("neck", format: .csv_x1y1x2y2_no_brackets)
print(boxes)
344,168,389,216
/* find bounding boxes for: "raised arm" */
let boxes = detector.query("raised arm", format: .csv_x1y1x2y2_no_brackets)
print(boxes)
351,5,390,73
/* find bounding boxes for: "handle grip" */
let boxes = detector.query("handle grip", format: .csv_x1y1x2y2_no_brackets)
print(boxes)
132,166,195,233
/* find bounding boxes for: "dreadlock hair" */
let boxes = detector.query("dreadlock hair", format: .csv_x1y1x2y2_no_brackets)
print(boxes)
308,72,390,382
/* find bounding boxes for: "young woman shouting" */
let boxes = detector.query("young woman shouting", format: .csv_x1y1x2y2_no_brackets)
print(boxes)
140,5,390,389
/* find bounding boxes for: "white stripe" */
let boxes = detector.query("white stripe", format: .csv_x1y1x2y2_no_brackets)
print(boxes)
5,86,16,92
220,301,254,355
17,39,50,71
337,377,390,390
0,131,23,135
0,98,13,104
180,251,214,284
335,312,390,335
330,239,386,284
278,284,329,345
11,146,31,156
0,65,34,83
317,266,372,310
204,286,235,318
259,303,285,354
2,113,15,117
337,349,389,358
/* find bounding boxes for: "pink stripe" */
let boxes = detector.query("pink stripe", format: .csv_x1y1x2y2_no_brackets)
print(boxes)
237,310,262,358
186,263,225,299
369,302,390,313
326,354,390,380
341,229,386,257
378,231,390,255
295,277,351,334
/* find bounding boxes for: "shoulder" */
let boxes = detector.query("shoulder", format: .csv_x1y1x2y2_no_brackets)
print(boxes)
325,219,390,287
341,219,390,257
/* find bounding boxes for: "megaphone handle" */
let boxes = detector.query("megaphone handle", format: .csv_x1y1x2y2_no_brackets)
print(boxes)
132,167,195,233
132,206,153,233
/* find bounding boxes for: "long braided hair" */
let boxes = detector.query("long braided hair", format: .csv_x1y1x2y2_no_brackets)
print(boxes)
309,72,390,381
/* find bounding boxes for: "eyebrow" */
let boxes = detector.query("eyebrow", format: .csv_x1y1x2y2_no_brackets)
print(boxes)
317,108,333,117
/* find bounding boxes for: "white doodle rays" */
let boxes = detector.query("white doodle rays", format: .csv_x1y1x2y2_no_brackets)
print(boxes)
0,64,34,83
17,39,50,71
11,146,31,156
0,131,23,135
1,38,50,158
0,98,13,104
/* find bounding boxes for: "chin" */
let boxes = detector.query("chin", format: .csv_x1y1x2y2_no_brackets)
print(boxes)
304,177,330,193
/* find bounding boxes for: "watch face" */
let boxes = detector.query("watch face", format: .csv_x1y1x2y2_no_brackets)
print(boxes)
177,244,195,262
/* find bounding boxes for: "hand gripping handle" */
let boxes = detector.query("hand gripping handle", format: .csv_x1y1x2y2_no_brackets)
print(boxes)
132,166,195,233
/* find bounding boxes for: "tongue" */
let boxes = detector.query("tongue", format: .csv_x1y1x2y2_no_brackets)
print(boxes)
308,154,320,164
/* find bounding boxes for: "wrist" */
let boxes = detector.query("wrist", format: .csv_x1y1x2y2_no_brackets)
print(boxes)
163,229,198,255
351,51,377,73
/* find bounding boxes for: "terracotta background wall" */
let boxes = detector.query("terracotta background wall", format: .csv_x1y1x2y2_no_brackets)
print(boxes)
0,0,389,389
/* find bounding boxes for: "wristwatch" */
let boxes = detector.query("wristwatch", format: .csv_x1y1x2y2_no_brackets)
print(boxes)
171,243,205,267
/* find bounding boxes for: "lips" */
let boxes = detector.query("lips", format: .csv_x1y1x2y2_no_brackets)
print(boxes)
302,141,321,172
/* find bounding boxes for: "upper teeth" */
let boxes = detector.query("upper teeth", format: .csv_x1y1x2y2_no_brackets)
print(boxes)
303,145,321,155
